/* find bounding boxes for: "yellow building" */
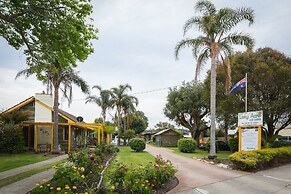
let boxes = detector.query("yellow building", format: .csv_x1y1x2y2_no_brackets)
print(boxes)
2,93,104,153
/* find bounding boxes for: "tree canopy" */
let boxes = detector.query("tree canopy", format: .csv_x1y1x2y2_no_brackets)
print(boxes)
164,82,209,141
209,47,291,141
0,0,97,70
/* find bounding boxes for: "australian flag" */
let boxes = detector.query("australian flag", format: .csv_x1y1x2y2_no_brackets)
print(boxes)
230,77,246,93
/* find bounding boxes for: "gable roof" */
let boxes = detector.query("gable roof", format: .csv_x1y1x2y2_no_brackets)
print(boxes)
2,96,77,123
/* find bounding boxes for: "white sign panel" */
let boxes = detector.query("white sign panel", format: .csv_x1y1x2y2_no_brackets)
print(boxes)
238,111,263,126
241,128,259,151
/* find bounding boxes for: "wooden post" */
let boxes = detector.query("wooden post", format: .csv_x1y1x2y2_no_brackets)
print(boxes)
34,125,38,152
101,126,104,143
258,125,262,150
51,124,54,152
238,126,242,152
68,124,71,153
106,133,110,144
98,128,101,145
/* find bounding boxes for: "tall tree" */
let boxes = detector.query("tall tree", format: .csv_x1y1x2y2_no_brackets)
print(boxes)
129,111,149,135
121,95,139,131
164,82,209,143
0,0,97,69
174,0,254,158
212,48,291,141
110,84,134,131
6,0,97,153
16,65,90,153
154,122,175,132
85,86,113,124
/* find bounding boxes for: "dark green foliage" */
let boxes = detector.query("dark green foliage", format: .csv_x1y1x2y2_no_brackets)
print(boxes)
271,140,291,148
164,82,209,140
0,123,25,153
205,140,230,152
216,141,230,151
128,138,146,152
124,129,135,141
130,114,148,135
178,138,197,153
0,110,30,124
228,137,239,152
210,47,291,142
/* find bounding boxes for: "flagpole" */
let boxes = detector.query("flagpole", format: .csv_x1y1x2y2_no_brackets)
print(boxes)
245,73,248,112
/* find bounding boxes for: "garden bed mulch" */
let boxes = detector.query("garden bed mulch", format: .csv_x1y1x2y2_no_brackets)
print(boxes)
155,176,179,194
196,157,291,172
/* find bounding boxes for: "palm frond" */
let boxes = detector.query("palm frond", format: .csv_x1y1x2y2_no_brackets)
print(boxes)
220,55,231,94
15,68,34,80
195,48,210,81
195,0,216,15
220,7,254,31
183,16,202,36
222,32,255,49
175,38,205,60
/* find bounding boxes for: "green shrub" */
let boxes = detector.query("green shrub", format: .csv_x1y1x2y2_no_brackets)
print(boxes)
205,140,230,152
228,137,238,152
0,123,25,153
229,147,291,171
129,138,146,152
178,138,196,153
270,140,291,148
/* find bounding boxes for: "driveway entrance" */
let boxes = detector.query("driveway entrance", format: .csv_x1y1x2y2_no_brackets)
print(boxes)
145,144,291,194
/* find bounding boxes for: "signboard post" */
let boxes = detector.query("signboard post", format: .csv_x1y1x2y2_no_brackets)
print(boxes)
238,111,263,151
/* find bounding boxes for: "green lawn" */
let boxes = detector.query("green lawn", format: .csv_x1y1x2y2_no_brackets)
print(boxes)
0,160,66,188
114,146,155,167
0,153,54,172
169,147,231,159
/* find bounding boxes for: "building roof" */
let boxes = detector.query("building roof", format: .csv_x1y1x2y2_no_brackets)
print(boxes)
2,95,78,123
153,128,182,136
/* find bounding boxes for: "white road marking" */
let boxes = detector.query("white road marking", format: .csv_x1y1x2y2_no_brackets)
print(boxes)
263,175,291,182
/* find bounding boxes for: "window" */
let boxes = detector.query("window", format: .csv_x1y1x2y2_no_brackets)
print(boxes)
63,128,68,140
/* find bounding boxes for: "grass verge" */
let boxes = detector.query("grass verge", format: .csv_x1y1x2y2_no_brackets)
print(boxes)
0,153,54,172
169,147,231,159
0,159,66,188
114,146,155,167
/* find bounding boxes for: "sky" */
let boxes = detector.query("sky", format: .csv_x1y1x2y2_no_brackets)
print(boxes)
0,0,290,129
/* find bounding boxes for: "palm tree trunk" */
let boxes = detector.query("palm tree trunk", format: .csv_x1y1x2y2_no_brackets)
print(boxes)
102,109,106,124
117,107,121,145
209,47,217,159
52,85,60,154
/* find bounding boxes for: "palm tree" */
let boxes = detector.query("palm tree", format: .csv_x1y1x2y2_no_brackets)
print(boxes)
85,85,113,124
16,64,89,153
121,95,139,132
110,84,135,131
175,0,254,158
16,66,53,95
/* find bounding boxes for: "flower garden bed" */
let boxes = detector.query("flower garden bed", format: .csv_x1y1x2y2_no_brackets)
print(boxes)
28,145,178,194
28,144,118,194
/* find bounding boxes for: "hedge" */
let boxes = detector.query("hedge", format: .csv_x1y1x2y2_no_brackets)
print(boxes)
128,138,146,152
0,122,25,153
228,146,291,171
178,138,196,153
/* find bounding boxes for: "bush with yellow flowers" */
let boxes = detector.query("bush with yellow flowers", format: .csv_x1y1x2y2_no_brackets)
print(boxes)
108,155,177,194
229,146,291,171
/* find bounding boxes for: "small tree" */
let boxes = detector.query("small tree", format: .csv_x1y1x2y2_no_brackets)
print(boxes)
128,138,146,152
0,123,25,153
